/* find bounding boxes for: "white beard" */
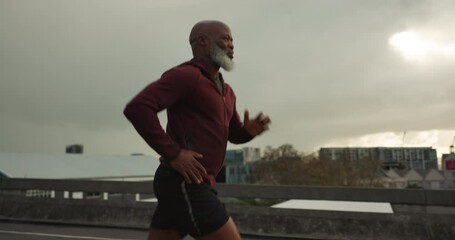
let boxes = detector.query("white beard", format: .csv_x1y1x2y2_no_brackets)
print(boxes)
209,45,234,71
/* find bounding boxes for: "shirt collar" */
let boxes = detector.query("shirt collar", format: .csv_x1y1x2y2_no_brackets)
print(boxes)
186,59,224,82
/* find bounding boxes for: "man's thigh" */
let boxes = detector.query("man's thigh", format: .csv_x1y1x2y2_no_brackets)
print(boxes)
184,182,230,237
199,218,241,240
152,166,233,238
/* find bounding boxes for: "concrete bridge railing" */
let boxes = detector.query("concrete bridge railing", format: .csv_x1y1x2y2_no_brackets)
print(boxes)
1,178,454,240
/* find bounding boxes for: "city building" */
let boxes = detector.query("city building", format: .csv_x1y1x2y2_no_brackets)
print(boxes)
319,147,438,170
216,147,261,184
65,144,84,154
441,145,455,189
380,168,446,189
0,152,159,199
0,152,159,180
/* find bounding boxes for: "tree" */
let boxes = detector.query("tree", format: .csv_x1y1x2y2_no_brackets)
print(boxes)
250,144,384,187
249,144,303,184
262,143,301,161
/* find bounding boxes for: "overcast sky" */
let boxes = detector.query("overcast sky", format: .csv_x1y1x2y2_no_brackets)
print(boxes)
1,0,454,158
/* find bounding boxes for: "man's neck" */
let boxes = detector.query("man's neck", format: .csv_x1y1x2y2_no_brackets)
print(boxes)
193,56,220,81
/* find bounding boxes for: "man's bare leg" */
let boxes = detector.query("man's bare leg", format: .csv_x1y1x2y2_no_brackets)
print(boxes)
199,217,241,240
148,228,181,240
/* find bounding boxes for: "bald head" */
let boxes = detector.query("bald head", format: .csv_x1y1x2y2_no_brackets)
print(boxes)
189,20,230,44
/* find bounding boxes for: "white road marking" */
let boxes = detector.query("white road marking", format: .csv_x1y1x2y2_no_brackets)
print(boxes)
0,229,139,240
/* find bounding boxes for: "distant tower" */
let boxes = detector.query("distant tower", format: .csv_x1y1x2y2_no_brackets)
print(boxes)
66,144,83,154
401,131,406,147
450,136,454,154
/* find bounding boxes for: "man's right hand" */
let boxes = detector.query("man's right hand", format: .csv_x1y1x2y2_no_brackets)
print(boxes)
170,149,207,184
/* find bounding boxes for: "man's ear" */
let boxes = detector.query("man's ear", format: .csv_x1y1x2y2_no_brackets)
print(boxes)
198,36,208,46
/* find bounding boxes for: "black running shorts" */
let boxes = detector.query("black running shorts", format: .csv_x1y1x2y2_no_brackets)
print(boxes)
150,166,229,238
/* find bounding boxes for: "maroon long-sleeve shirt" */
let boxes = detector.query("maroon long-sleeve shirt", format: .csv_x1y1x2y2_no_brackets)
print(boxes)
124,59,253,186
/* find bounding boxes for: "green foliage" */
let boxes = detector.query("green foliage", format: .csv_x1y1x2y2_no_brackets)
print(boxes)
250,144,385,187
262,143,302,160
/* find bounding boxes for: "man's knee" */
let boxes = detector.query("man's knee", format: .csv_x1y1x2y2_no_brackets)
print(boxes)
148,228,181,240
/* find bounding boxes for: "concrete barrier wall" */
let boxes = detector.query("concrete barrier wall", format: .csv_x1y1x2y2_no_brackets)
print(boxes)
0,194,152,229
2,178,455,206
1,193,454,240
1,178,455,239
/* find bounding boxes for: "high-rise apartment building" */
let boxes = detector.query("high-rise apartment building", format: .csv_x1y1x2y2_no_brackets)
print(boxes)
216,147,261,184
441,150,455,189
319,147,438,170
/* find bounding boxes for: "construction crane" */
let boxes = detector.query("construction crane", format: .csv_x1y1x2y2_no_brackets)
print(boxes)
401,131,406,147
450,136,454,154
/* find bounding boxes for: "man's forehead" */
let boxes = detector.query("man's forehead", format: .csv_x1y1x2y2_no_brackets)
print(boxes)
190,20,231,39
212,24,231,36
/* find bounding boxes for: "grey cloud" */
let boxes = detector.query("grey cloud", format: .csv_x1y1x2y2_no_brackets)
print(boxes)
1,0,454,155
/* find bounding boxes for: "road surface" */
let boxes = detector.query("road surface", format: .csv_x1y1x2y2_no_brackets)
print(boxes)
0,221,304,240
